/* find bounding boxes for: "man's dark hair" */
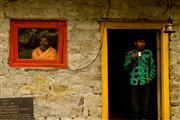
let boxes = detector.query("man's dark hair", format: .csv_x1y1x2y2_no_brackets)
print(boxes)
134,35,146,43
40,34,49,40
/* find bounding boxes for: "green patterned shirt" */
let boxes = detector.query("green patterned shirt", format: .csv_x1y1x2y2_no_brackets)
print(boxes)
124,49,156,85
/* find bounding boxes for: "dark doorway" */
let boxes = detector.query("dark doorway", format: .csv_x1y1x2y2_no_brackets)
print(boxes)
107,29,158,120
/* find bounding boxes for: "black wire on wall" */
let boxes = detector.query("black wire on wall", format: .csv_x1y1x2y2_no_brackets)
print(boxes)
68,0,111,71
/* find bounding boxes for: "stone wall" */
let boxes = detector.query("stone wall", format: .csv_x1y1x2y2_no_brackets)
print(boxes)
0,0,179,120
169,23,180,120
0,0,103,120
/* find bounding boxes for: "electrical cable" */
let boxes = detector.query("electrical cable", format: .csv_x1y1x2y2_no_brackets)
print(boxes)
68,0,111,72
162,0,171,15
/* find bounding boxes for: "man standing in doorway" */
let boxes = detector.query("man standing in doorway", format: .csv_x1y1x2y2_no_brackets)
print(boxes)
124,37,156,120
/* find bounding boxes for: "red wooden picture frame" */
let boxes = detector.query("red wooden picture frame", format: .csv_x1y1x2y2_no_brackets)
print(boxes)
9,19,67,68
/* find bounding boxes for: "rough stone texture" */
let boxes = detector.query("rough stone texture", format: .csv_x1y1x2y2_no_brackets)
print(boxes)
0,0,180,120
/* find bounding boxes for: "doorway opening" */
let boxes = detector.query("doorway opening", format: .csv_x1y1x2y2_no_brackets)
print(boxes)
101,22,170,120
107,29,158,120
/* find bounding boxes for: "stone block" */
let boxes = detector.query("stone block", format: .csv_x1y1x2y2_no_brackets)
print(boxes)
61,117,72,120
71,106,83,117
1,87,14,97
84,93,101,107
171,106,179,115
171,92,179,101
73,117,86,120
93,80,101,94
47,116,59,120
83,94,101,117
70,84,93,95
86,117,101,120
88,107,101,117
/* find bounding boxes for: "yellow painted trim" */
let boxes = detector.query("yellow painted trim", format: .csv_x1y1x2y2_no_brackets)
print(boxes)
100,22,165,29
101,22,170,120
157,31,161,120
101,26,108,120
161,33,170,120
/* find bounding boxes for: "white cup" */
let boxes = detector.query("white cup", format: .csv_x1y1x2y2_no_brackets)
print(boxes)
138,52,141,57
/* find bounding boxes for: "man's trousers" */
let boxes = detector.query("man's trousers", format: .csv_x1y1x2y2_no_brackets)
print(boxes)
130,85,150,120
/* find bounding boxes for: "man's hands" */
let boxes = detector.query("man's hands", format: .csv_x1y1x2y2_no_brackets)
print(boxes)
146,78,151,85
131,52,138,60
146,79,150,85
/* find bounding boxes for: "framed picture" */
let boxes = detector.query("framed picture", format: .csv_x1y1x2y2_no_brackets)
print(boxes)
9,19,67,68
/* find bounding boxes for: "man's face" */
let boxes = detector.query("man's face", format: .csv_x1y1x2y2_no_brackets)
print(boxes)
135,39,145,51
40,37,49,46
39,37,49,51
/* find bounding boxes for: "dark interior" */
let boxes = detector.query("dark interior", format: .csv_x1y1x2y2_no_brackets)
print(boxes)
107,29,158,120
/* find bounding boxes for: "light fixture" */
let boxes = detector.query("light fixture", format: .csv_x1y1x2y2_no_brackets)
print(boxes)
164,0,176,34
164,17,176,34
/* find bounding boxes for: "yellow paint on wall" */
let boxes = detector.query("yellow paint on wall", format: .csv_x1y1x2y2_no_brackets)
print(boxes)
101,26,108,120
161,33,170,120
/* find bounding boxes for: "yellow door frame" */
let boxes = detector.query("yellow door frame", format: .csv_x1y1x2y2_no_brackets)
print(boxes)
101,22,170,120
